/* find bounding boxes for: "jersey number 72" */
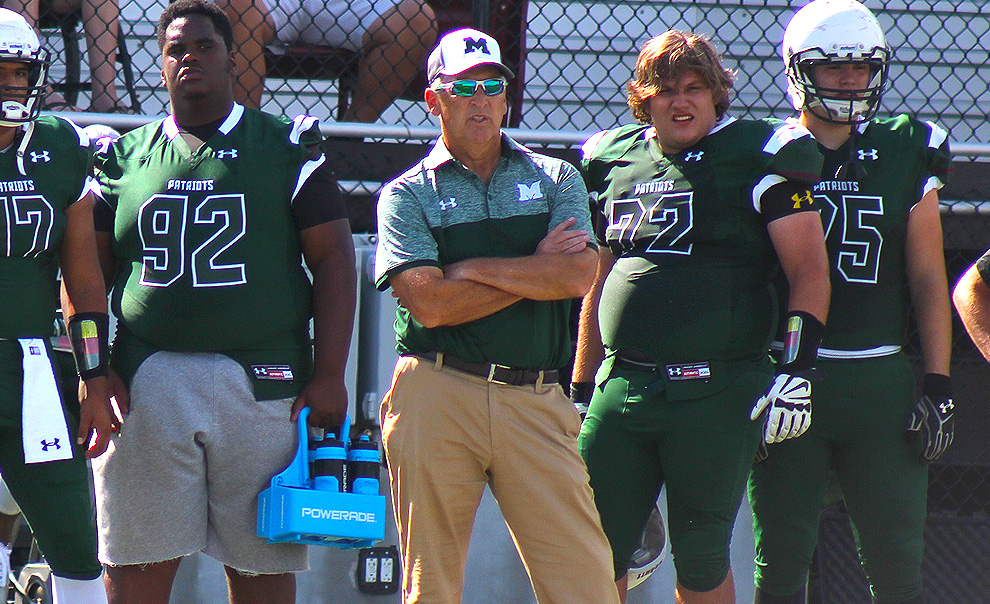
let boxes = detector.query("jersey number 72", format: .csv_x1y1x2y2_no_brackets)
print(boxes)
605,192,693,254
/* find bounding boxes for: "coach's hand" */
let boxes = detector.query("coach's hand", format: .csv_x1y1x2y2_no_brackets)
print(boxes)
750,373,812,444
907,373,953,463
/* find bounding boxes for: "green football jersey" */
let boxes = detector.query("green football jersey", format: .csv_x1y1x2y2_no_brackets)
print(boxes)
0,117,92,339
814,115,950,354
97,106,323,398
583,117,822,365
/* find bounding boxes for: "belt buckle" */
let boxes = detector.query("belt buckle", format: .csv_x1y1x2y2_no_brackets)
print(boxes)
488,363,512,385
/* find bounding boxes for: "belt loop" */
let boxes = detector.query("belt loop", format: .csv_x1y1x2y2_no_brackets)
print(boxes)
434,352,444,371
534,370,545,392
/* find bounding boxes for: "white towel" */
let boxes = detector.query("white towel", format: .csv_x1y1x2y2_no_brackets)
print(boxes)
19,339,72,464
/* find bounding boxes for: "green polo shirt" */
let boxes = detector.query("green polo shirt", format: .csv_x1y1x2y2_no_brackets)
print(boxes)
375,134,592,370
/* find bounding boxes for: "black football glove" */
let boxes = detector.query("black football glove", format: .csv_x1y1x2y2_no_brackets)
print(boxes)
907,373,953,463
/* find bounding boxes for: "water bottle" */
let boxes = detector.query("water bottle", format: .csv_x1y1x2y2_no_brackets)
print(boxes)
312,432,346,492
347,434,381,495
308,430,322,465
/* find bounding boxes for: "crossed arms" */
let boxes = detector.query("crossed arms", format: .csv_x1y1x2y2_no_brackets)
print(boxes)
388,218,596,328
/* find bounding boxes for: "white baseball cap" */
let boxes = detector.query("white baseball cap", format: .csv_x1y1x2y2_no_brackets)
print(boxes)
427,28,514,83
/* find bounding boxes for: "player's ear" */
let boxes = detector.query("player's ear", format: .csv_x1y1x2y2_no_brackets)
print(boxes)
425,88,441,117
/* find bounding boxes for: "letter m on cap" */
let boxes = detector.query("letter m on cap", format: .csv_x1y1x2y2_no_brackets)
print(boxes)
464,37,490,55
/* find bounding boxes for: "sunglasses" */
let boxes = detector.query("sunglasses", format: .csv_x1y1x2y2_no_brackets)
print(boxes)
433,78,507,97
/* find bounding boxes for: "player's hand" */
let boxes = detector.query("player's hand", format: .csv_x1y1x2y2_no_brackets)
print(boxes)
907,374,954,462
750,373,812,443
77,375,115,458
107,368,130,416
291,374,348,431
537,217,590,255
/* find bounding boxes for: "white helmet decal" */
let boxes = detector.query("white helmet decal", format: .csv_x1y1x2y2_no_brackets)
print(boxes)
782,0,889,124
0,7,50,127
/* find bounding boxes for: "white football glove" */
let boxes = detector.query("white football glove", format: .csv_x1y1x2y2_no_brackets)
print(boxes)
750,373,812,444
907,394,954,462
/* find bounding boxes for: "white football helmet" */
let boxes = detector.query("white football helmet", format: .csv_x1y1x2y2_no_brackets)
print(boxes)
782,0,889,124
627,501,667,590
0,8,49,127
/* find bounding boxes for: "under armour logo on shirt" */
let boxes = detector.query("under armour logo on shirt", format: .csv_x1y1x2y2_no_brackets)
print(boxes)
216,149,238,159
684,151,704,162
40,438,60,451
517,181,542,201
30,150,50,163
440,197,457,210
857,149,879,161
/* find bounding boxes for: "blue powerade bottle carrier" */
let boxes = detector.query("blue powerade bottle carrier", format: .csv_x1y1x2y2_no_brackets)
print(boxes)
257,408,386,548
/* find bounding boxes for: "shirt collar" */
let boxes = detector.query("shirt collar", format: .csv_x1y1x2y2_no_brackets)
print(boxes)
422,131,527,170
163,103,244,140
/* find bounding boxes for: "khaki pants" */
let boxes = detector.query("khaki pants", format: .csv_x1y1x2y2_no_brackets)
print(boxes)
381,355,619,604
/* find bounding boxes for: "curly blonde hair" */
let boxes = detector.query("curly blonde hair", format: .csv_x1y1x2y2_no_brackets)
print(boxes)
627,30,735,124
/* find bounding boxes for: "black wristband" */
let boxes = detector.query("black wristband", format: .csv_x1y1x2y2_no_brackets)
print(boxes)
66,312,110,380
923,373,952,399
570,382,594,405
778,311,824,374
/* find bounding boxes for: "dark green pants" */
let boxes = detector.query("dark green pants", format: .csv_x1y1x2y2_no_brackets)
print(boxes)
0,339,102,579
580,355,770,592
749,353,926,603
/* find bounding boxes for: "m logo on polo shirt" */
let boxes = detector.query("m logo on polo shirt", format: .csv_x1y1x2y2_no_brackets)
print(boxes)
517,181,542,201
464,38,490,55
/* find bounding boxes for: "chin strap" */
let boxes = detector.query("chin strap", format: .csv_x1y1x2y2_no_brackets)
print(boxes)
834,123,866,181
15,120,33,176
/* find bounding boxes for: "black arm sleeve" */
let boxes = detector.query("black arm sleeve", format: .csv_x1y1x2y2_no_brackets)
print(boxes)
761,180,818,224
292,160,349,230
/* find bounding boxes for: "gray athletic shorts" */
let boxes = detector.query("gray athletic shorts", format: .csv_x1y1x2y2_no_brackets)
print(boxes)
263,0,403,51
92,351,308,574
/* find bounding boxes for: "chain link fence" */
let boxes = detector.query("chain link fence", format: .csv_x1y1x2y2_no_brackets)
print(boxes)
31,0,990,135
24,0,990,601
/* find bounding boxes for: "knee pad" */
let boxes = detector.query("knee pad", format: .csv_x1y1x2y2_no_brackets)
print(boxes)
672,551,730,593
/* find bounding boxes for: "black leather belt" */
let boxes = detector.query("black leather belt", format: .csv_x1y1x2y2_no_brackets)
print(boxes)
416,352,559,386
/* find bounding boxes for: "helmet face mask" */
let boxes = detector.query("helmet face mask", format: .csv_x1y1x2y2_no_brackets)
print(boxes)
790,50,889,124
0,7,50,127
783,0,890,124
